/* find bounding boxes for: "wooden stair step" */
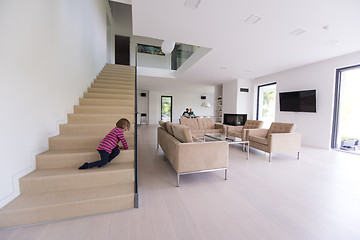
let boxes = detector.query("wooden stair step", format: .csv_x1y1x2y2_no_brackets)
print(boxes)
73,105,134,114
96,75,135,81
19,162,134,194
49,134,134,150
94,79,135,86
36,149,134,169
104,64,135,69
98,71,135,76
84,92,135,100
67,113,135,124
91,83,134,90
87,87,134,95
0,183,134,228
60,123,135,135
98,74,135,79
99,71,135,76
103,65,135,71
79,98,134,106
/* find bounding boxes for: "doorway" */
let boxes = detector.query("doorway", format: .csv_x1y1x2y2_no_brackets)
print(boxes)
161,96,172,122
257,82,276,128
332,65,360,151
115,35,130,65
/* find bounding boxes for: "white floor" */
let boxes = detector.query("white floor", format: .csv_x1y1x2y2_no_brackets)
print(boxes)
1,124,360,240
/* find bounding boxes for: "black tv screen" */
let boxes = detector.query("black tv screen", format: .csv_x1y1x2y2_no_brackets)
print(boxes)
279,90,316,113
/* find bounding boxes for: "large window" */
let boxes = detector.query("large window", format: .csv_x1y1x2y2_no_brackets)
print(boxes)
332,65,360,151
161,96,172,122
257,83,276,128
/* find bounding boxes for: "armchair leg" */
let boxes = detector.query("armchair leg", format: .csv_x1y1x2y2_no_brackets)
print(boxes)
176,174,180,187
269,153,272,162
297,152,300,159
225,169,228,180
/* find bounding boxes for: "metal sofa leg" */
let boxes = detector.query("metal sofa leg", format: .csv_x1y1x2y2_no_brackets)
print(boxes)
177,174,180,187
297,152,300,159
269,153,272,162
225,169,228,180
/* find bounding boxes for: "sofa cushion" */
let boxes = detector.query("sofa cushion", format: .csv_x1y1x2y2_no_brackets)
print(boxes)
197,118,215,129
189,129,206,137
243,120,264,129
165,121,174,135
266,122,296,139
172,124,193,143
250,135,268,146
158,120,167,130
204,129,223,134
179,118,199,129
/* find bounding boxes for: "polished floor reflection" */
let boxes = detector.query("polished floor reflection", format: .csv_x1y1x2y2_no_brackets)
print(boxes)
1,124,360,240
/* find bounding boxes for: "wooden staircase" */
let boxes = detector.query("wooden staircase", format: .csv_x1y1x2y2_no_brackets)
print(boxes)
0,64,136,228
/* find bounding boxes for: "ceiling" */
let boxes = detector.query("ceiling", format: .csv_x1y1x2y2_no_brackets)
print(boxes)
114,0,360,87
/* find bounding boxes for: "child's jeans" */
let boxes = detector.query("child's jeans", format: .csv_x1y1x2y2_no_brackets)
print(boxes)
88,148,120,168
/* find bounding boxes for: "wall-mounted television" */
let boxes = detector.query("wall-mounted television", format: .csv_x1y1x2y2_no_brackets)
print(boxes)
279,90,316,113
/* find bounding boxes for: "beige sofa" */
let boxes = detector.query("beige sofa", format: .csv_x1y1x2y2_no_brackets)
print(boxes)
227,120,264,140
158,121,229,186
248,122,301,162
179,118,225,137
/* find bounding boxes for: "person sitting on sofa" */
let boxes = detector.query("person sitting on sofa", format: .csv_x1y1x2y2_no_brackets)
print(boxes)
182,108,190,117
189,108,195,118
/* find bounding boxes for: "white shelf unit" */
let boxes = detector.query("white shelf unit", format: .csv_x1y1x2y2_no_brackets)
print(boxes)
215,96,222,123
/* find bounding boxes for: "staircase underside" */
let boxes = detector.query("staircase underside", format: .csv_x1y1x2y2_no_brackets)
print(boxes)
0,64,136,229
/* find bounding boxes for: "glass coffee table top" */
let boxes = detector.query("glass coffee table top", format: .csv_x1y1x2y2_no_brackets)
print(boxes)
204,133,245,143
204,133,249,159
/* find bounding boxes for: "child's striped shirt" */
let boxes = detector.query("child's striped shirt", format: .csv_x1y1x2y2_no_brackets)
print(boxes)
97,127,128,153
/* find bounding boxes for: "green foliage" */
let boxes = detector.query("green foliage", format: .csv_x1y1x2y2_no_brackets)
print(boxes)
262,91,275,119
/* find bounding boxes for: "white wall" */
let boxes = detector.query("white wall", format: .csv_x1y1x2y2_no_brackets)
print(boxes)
236,79,252,115
137,90,149,124
148,90,215,124
111,2,132,37
251,51,360,149
137,53,171,69
222,80,238,114
222,79,252,119
0,0,108,208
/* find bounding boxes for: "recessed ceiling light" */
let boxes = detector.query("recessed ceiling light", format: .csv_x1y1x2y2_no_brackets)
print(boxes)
290,28,306,36
322,25,330,30
245,15,262,24
325,39,339,45
219,66,227,70
184,0,201,9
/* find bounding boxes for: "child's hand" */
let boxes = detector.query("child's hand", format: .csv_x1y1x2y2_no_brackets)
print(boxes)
127,147,133,150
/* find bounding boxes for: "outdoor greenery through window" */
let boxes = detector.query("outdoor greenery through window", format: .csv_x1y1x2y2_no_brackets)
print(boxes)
257,83,276,128
161,96,172,122
335,66,360,151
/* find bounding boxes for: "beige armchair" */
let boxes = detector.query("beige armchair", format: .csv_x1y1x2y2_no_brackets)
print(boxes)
248,122,301,162
227,120,264,140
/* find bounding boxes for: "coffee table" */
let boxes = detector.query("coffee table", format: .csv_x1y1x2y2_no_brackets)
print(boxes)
204,133,249,159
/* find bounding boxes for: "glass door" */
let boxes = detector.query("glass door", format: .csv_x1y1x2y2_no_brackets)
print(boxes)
257,83,276,128
332,65,360,151
161,96,172,122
